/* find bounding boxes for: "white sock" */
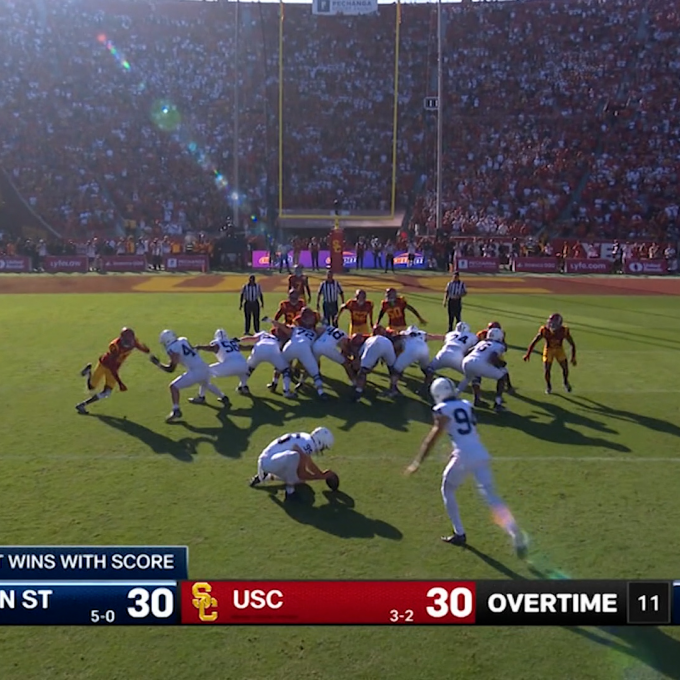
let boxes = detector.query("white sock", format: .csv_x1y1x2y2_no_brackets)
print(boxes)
172,402,180,410
285,484,295,494
441,484,465,535
283,375,291,392
206,383,224,398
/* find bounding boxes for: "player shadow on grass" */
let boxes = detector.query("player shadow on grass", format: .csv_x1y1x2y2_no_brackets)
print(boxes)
256,485,403,540
174,399,287,459
89,414,198,463
480,392,632,452
465,546,680,680
563,395,680,439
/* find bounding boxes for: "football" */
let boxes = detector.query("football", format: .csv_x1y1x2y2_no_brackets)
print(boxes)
326,472,340,491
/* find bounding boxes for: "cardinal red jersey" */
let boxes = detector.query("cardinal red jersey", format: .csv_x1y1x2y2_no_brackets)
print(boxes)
381,296,407,330
276,299,304,325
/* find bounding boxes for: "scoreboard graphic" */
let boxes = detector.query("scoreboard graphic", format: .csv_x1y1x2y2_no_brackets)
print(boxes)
0,546,676,625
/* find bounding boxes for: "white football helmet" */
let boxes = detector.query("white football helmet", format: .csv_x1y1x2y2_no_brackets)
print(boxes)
159,329,178,348
430,377,457,404
310,427,334,453
455,322,471,334
403,325,419,336
214,329,229,342
487,327,505,343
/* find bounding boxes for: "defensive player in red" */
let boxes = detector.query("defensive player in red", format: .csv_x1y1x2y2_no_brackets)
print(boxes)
287,265,311,304
337,289,374,335
524,313,576,394
274,289,305,325
376,288,426,332
76,327,150,414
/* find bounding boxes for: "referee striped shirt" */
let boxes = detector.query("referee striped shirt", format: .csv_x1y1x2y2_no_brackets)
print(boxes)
317,280,343,303
241,282,263,303
445,280,467,299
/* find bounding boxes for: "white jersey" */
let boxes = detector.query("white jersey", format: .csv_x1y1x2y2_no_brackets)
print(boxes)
254,331,280,347
466,339,505,363
443,331,478,354
289,326,317,346
262,432,315,458
315,325,347,349
433,398,488,460
400,329,428,349
167,337,208,370
212,337,242,363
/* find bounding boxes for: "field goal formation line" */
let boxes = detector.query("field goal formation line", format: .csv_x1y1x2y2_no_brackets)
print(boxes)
277,0,402,226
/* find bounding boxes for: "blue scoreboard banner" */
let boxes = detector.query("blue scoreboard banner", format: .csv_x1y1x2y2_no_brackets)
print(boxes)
0,546,188,580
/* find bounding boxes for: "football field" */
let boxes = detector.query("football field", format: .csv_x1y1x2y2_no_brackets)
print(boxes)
1,271,679,680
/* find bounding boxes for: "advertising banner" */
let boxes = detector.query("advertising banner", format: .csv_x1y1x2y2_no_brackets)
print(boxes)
453,257,500,273
251,250,426,270
623,259,668,274
512,257,560,273
101,256,147,273
163,255,209,272
0,256,31,272
44,255,88,273
563,258,611,274
312,0,378,16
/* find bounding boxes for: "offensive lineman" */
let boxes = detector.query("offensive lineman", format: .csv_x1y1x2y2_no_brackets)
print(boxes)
188,329,251,404
151,329,228,422
405,377,528,556
239,329,296,398
422,322,478,392
313,324,357,384
349,325,397,402
385,325,444,397
250,428,337,500
455,327,508,412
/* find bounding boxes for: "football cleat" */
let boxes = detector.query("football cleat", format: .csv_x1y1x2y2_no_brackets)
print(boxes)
441,533,467,547
80,363,92,377
493,403,506,413
249,475,261,488
545,386,552,395
75,404,89,415
283,390,298,399
188,396,206,405
473,399,489,408
513,531,530,559
350,391,363,403
218,395,231,406
564,382,572,393
284,490,298,502
237,385,251,395
317,392,330,401
267,382,278,393
166,409,182,422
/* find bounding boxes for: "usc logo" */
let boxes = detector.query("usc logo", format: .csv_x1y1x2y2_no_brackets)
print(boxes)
332,241,342,253
192,582,218,622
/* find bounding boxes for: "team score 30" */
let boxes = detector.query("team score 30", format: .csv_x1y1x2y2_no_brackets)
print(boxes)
389,609,414,623
126,587,175,618
426,586,474,619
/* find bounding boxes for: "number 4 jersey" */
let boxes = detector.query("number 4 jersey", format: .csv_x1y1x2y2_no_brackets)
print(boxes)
166,337,209,370
433,398,489,461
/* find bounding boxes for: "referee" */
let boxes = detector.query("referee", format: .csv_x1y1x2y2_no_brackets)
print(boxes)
443,271,467,331
240,274,264,334
316,271,345,325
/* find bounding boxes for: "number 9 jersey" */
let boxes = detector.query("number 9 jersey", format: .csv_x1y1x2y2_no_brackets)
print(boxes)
433,398,489,461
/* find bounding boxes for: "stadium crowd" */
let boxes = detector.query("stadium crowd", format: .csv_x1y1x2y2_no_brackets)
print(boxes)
0,0,678,245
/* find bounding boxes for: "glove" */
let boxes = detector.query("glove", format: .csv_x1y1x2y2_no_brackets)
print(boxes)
149,354,161,366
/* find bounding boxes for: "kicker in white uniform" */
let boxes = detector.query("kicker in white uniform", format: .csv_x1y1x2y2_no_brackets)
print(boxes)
406,377,528,556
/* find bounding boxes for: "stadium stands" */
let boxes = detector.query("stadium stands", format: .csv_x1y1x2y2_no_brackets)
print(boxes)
0,0,678,242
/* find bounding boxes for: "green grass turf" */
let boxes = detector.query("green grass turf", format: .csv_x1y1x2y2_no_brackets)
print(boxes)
0,290,679,680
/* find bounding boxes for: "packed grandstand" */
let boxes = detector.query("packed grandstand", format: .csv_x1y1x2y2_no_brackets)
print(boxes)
0,0,678,254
